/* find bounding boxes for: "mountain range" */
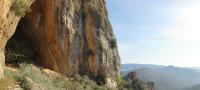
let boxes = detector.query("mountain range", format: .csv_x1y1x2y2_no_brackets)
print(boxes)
121,63,200,90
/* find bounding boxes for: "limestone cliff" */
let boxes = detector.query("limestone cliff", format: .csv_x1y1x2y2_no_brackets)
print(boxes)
0,0,33,77
0,0,121,87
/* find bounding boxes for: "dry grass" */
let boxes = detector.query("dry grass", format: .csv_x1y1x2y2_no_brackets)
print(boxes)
0,77,18,90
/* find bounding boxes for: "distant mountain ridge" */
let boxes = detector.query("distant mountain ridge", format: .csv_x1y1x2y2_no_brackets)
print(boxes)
121,63,200,90
121,63,165,71
185,84,200,90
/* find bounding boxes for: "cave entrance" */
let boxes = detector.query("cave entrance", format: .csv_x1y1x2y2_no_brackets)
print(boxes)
5,19,36,67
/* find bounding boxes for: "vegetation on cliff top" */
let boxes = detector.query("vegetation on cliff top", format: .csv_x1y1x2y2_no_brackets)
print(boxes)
11,0,33,17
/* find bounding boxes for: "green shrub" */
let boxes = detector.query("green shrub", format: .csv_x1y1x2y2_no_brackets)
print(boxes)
4,64,110,90
11,0,33,17
117,75,124,87
119,79,149,90
18,64,55,89
4,68,20,80
4,64,55,89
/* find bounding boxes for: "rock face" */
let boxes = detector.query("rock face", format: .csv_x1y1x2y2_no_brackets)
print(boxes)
0,0,33,77
0,0,16,78
17,0,120,87
147,82,156,90
123,72,156,90
124,72,138,82
0,0,120,87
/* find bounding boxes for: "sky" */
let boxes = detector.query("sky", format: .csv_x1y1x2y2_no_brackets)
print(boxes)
106,0,200,67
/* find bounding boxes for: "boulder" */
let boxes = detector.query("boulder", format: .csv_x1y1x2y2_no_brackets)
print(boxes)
41,69,61,78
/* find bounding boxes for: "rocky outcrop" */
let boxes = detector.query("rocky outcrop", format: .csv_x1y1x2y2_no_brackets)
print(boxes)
147,82,156,90
122,72,156,90
0,0,15,78
1,0,120,87
124,72,138,82
0,0,33,77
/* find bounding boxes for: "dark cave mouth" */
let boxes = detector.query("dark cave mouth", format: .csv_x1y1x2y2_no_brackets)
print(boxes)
5,21,36,67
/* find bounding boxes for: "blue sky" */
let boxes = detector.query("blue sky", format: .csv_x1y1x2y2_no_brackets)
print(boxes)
106,0,200,67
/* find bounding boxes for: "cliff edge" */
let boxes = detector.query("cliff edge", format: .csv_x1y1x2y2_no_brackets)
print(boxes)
0,0,120,87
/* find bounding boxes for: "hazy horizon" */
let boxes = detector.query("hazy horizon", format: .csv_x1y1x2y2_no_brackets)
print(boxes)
121,63,200,68
106,0,200,67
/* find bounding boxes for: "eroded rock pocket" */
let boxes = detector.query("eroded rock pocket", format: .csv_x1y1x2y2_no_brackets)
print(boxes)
5,23,36,67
